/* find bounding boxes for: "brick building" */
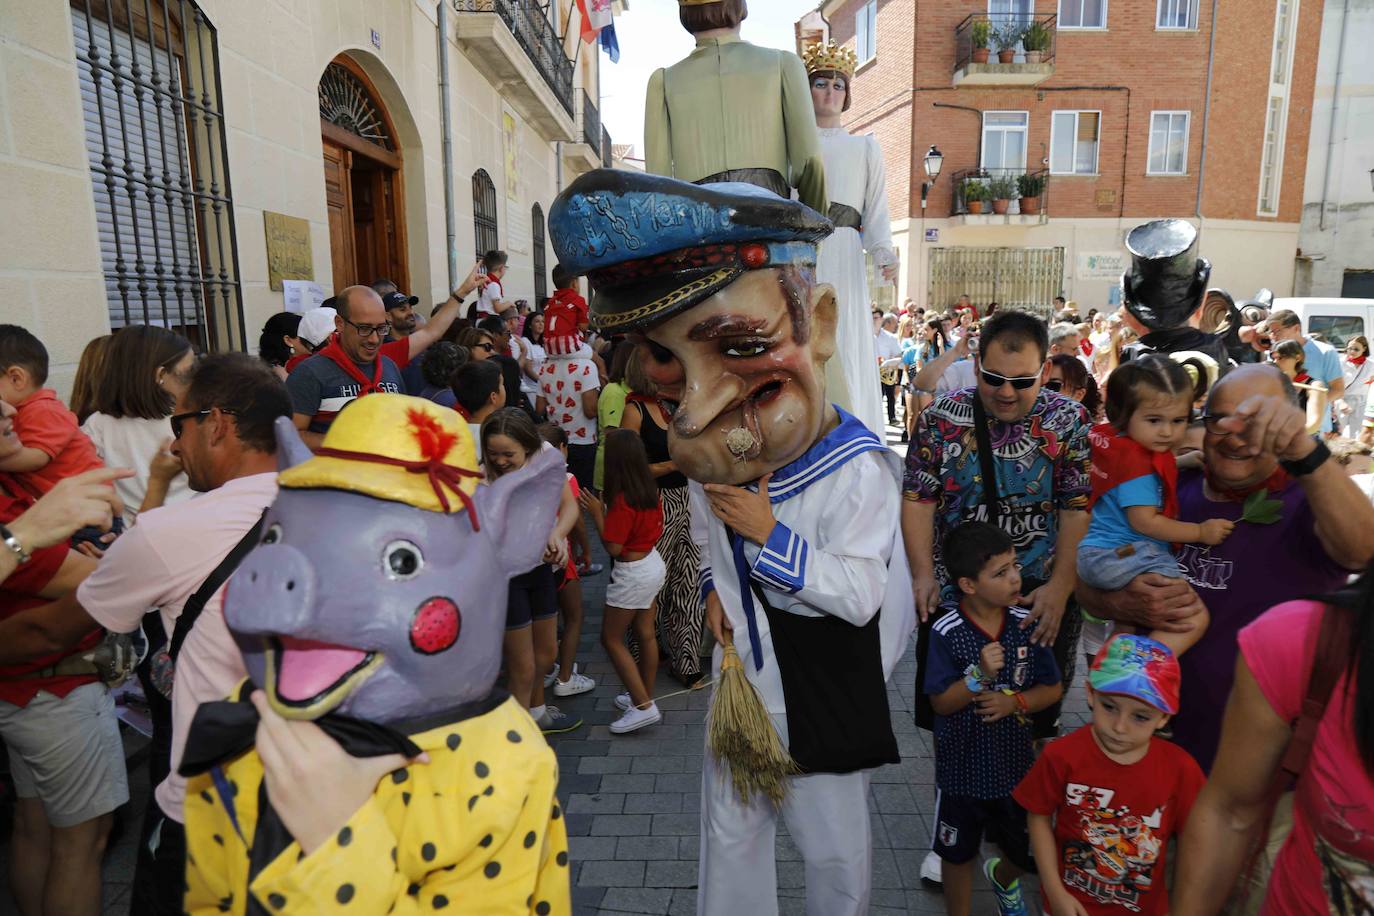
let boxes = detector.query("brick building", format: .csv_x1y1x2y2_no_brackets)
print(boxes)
796,0,1323,314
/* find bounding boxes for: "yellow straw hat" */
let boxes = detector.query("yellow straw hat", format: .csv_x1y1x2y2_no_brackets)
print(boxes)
278,394,481,522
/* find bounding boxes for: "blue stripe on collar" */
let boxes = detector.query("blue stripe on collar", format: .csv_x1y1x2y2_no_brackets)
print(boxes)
757,407,886,503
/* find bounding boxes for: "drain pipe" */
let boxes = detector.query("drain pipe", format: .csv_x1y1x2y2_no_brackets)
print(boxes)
1194,0,1220,237
1318,0,1350,231
437,0,458,291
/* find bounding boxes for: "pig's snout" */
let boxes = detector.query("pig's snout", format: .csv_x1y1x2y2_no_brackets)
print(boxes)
226,544,318,635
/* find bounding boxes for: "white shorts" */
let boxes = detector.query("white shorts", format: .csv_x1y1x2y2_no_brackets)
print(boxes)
606,551,666,609
0,682,129,827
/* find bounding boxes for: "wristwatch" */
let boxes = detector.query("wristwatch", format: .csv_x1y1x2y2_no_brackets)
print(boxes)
1280,437,1330,477
0,523,31,565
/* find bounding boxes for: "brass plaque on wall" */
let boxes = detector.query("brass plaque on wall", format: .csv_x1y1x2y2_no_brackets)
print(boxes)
264,211,313,291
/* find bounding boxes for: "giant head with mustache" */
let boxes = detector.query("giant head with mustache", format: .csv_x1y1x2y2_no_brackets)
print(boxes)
550,170,837,485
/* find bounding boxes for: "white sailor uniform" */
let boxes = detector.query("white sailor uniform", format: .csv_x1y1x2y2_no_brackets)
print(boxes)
693,410,916,916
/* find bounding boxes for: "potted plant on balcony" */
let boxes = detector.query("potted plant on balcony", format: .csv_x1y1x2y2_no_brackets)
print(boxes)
971,19,992,64
1017,172,1046,215
961,178,990,215
1022,21,1050,64
995,24,1023,64
988,175,1016,214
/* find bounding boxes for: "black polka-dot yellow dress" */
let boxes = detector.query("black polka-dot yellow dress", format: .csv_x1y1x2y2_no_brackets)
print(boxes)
183,695,570,914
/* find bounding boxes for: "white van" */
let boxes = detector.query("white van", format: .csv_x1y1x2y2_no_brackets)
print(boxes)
1270,298,1374,349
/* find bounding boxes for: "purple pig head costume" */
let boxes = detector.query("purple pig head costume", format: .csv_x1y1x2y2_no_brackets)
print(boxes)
227,394,563,723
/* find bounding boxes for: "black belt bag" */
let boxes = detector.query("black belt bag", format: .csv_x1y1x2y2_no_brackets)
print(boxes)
728,528,899,775
827,202,863,231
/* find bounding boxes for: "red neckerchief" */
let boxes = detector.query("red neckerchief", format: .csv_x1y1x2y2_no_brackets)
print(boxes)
1349,355,1367,367
1080,339,1094,357
319,338,382,395
1202,464,1290,501
1295,371,1313,386
1087,423,1178,519
454,404,472,420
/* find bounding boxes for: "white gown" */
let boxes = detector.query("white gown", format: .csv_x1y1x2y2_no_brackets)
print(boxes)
814,127,897,437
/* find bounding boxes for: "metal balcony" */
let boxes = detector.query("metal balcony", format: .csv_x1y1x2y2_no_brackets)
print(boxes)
950,167,1050,225
563,90,602,175
453,0,575,141
953,12,1056,87
602,126,613,170
581,90,601,151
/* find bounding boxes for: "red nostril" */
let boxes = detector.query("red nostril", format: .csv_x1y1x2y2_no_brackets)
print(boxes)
410,597,461,655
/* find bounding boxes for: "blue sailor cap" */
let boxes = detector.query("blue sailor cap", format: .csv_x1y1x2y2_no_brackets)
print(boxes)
548,169,832,333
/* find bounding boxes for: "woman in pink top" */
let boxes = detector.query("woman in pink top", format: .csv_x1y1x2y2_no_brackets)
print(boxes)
1174,592,1374,914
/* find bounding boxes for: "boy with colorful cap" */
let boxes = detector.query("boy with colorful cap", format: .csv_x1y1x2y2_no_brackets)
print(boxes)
926,521,1063,916
1014,633,1205,916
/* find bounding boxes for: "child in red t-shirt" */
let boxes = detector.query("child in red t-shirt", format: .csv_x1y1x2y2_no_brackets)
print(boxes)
580,428,665,735
543,266,591,358
1014,634,1205,916
0,326,105,495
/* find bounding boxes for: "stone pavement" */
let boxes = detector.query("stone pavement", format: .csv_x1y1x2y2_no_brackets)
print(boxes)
0,421,1090,915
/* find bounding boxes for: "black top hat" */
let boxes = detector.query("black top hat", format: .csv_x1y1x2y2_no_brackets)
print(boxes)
1120,219,1212,331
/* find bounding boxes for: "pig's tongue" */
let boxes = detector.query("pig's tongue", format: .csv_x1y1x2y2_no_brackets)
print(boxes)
274,636,368,702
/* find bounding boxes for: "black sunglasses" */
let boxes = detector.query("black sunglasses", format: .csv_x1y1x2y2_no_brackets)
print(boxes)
474,342,495,353
979,369,1041,391
1043,378,1064,391
170,407,237,439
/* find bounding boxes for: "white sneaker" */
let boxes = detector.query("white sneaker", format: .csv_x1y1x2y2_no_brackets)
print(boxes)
614,692,633,712
921,850,943,887
552,669,595,697
543,663,560,688
609,702,661,734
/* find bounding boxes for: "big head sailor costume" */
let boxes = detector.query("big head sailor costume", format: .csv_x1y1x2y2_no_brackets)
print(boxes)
178,398,571,915
550,170,916,916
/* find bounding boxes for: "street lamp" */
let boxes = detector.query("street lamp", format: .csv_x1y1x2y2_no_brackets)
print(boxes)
921,145,943,209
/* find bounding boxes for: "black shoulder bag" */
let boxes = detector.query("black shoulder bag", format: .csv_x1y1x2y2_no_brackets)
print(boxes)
148,513,267,699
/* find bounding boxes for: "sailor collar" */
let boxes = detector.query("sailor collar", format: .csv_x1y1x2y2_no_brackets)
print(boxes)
750,407,886,504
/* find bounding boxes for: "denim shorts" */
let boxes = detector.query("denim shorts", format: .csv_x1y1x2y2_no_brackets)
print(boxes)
1076,540,1182,591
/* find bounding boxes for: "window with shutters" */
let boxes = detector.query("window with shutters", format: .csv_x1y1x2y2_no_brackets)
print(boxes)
1050,111,1100,175
531,203,547,305
472,169,499,257
71,0,243,351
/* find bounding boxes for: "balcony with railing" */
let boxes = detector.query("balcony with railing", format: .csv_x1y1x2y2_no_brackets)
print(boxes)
563,89,603,173
949,167,1050,225
453,0,576,141
953,13,1056,87
602,126,613,170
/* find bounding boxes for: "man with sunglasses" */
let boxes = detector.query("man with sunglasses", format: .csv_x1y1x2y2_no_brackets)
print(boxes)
0,354,292,914
286,285,405,450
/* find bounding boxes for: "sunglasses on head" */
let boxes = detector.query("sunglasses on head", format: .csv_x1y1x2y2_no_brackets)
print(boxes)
979,369,1041,390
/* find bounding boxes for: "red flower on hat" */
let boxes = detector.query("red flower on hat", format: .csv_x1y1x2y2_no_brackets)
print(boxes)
406,408,458,462
741,243,768,269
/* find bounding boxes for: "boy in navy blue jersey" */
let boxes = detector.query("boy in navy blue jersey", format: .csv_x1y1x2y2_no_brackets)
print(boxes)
925,522,1064,916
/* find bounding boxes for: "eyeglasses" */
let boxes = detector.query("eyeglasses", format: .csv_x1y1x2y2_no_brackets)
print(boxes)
473,342,495,353
1043,379,1064,391
979,369,1041,391
170,407,237,439
341,318,391,339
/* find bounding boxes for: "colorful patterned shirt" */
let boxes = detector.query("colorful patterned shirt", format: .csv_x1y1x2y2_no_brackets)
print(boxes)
904,388,1091,599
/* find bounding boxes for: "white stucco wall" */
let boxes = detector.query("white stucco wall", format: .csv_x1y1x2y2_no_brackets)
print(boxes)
1296,0,1374,296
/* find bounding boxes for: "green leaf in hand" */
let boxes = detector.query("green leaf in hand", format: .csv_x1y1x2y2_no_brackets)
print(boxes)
1241,488,1284,525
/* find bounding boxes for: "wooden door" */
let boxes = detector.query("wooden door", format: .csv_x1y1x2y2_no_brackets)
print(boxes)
322,139,356,293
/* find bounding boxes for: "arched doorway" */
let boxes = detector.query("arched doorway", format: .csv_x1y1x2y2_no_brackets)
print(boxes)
318,56,408,294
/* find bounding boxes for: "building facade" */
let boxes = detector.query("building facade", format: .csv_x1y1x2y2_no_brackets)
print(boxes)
798,0,1323,314
1295,0,1374,299
1,0,615,392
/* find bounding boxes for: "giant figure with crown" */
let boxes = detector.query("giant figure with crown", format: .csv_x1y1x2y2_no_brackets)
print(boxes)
550,167,916,916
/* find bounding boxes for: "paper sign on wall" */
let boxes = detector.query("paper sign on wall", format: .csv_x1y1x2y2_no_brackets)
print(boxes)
282,279,325,314
1076,251,1128,281
264,211,313,291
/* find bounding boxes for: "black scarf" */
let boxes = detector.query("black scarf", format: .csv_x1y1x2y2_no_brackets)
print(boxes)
180,683,507,915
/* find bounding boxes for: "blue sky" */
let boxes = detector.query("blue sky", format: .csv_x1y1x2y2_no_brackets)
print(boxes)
598,0,820,158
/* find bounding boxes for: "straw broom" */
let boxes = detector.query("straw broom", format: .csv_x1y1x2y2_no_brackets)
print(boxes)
706,631,798,806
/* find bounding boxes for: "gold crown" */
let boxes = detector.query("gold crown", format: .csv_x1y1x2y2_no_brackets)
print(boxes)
803,40,858,78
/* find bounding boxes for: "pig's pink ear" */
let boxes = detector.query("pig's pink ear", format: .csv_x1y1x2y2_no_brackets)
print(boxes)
474,446,566,576
275,417,313,471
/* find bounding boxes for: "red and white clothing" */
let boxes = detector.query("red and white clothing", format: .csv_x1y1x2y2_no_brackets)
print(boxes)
1240,600,1374,915
539,352,600,446
1014,725,1204,915
476,277,505,317
10,389,104,495
602,494,664,554
544,288,589,357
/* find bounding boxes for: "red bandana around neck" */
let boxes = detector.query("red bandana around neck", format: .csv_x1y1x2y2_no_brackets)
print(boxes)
1087,423,1179,519
1349,355,1367,367
319,338,383,396
1202,463,1291,501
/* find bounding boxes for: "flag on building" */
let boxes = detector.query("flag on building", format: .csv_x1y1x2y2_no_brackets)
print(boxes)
576,0,613,43
600,21,620,63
